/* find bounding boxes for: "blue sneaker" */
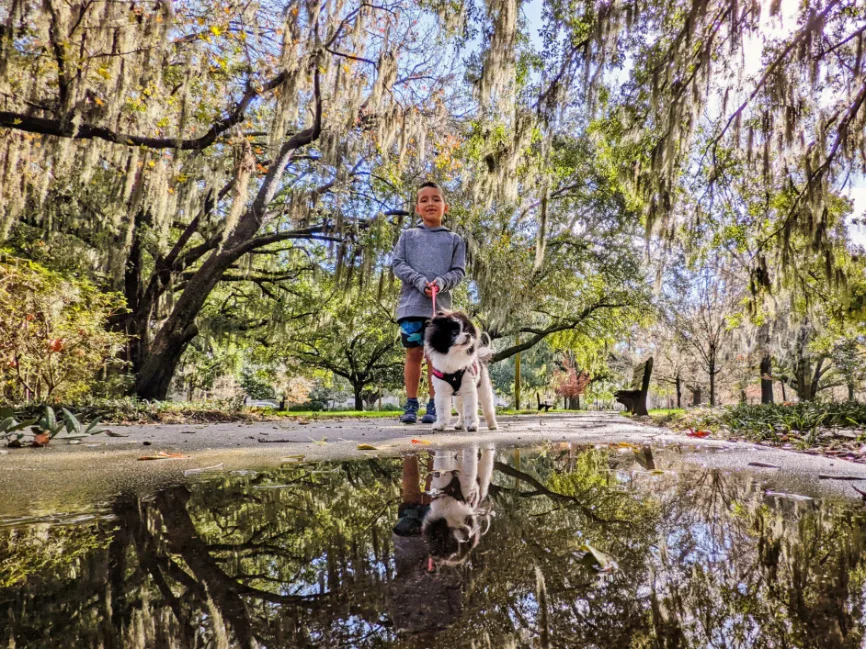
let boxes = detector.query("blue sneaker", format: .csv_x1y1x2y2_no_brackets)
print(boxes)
400,399,419,424
421,400,436,424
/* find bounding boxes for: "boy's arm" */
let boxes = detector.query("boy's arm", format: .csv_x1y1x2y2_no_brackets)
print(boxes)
434,236,466,292
391,232,429,294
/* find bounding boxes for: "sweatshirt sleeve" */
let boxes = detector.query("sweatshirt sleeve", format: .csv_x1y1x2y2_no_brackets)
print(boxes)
392,232,429,294
435,235,466,292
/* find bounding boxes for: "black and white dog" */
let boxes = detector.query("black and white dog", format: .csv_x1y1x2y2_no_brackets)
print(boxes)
424,311,498,432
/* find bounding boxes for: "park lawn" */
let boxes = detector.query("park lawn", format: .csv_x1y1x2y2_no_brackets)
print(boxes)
273,408,586,418
272,410,401,419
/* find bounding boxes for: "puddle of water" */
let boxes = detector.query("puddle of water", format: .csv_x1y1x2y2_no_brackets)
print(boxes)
1,442,865,648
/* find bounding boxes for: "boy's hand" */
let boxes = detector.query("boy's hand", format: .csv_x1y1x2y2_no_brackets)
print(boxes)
424,281,441,297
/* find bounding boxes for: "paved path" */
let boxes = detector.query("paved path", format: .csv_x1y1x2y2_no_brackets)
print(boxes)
1,412,865,516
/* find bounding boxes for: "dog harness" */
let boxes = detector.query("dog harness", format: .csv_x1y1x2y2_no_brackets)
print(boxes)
431,360,480,393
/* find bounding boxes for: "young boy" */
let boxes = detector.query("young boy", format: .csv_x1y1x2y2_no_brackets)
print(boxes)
392,181,466,424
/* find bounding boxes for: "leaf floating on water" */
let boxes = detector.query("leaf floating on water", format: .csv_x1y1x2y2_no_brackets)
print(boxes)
138,451,187,461
411,439,432,445
579,543,618,573
357,444,378,450
686,429,711,438
765,490,813,501
183,463,224,476
611,442,640,450
748,462,780,469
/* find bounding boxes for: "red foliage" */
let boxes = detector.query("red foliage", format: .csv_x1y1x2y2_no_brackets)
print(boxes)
554,358,591,398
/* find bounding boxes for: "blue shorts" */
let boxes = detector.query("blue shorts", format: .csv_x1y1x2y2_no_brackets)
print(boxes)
399,318,428,349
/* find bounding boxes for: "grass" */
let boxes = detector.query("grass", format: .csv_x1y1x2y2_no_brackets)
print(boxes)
4,400,602,425
271,410,402,419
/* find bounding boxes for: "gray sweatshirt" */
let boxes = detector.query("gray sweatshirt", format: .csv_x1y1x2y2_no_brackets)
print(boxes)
392,224,466,321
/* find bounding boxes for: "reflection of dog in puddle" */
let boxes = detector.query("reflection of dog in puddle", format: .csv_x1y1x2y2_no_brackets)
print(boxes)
423,445,495,566
387,446,495,635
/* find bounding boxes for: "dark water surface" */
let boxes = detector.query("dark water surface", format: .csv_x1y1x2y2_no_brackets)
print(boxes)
2,442,865,648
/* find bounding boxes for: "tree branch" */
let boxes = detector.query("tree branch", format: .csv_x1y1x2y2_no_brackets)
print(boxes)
0,70,290,150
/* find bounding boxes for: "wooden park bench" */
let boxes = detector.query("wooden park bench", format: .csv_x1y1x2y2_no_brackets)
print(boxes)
614,357,654,416
536,392,554,412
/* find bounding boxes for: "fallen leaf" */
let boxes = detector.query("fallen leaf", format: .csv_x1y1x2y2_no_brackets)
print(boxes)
357,444,378,450
280,454,305,462
686,429,711,438
579,543,618,573
138,451,187,461
611,442,640,450
32,432,50,447
106,431,129,437
411,439,432,445
748,462,781,469
818,474,866,481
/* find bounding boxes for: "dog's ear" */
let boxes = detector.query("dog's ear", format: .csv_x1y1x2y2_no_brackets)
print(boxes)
423,517,460,558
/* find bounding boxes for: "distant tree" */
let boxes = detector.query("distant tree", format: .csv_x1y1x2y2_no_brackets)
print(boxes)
554,355,591,410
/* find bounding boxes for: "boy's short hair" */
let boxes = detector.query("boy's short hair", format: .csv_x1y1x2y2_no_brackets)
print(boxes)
417,181,443,194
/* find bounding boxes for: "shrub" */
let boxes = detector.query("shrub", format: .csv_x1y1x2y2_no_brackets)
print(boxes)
0,255,127,401
288,400,326,412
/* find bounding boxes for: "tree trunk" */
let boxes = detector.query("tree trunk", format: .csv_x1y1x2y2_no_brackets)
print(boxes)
780,380,787,402
133,88,322,399
848,382,855,402
760,354,774,404
708,353,716,406
514,342,521,410
575,393,580,409
354,384,364,411
675,373,682,409
690,386,702,406
133,246,238,399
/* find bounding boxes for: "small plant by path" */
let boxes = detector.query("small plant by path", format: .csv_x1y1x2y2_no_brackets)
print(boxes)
1,406,107,447
645,402,866,463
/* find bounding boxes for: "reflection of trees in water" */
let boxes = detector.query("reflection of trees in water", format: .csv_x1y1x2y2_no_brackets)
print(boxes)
1,448,865,648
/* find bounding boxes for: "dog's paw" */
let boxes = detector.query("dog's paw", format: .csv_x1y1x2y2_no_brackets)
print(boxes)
431,423,447,431
466,424,478,432
487,423,499,430
454,421,464,431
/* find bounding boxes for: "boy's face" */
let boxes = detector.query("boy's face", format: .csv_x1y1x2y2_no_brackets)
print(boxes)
416,186,448,227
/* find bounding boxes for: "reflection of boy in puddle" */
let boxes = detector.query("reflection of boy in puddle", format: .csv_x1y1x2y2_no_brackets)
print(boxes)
388,454,462,635
387,446,494,636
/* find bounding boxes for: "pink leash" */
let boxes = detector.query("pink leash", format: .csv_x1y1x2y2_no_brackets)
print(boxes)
430,283,440,316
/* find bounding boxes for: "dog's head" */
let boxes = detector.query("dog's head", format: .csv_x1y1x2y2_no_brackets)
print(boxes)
424,311,479,356
422,514,484,566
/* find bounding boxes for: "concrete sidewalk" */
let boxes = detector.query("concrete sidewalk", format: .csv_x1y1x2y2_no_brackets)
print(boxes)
1,412,865,516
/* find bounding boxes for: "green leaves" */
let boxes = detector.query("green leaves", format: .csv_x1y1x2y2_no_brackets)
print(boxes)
2,405,108,446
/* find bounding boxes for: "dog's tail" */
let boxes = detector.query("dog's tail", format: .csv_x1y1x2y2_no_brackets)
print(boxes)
477,332,494,364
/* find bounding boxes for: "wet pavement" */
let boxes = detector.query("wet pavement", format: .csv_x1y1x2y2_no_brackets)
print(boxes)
2,412,866,516
2,439,866,648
